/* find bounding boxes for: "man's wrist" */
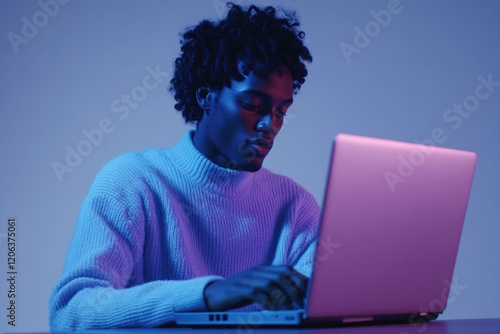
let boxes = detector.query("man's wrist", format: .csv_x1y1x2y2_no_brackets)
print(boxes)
203,280,216,311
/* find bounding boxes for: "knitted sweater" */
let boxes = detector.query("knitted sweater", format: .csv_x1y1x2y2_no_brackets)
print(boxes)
49,130,320,330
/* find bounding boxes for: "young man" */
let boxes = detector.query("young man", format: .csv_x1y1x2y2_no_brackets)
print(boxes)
49,3,318,330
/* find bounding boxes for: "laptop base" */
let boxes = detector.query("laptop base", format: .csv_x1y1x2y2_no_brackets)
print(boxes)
173,310,440,327
175,310,305,326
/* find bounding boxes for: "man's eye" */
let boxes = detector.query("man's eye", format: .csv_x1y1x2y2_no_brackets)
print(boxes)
241,101,262,111
276,107,289,119
276,109,287,119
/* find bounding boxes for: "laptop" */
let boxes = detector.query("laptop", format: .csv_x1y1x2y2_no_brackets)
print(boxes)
175,133,477,326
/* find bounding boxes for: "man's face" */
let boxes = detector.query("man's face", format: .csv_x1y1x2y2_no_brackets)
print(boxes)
193,64,294,172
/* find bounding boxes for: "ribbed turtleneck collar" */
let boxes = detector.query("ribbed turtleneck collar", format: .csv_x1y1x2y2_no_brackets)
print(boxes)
168,130,261,196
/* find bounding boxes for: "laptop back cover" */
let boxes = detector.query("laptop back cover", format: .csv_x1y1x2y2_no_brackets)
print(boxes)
307,133,477,320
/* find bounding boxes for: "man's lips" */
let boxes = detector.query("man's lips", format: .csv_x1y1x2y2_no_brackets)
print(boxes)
248,138,273,156
249,138,273,149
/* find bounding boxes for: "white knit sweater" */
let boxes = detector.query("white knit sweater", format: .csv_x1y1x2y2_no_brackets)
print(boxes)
49,130,320,330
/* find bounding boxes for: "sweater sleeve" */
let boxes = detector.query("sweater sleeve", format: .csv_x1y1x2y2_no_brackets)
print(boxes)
48,156,221,330
289,191,321,278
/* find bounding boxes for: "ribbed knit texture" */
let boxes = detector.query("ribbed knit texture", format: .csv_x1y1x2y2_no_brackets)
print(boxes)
49,130,320,330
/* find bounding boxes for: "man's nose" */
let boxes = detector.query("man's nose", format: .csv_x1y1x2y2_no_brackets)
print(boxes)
256,113,279,134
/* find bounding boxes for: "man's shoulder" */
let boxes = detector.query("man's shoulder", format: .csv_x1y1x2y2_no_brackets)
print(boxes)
102,148,166,171
93,148,171,185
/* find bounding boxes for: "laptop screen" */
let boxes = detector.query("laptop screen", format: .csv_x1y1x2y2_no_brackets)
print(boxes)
307,133,476,319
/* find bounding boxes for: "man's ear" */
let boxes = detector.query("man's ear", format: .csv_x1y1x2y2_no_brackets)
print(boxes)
196,87,212,111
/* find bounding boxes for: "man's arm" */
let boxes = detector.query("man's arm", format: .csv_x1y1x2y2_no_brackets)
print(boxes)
289,190,321,277
48,160,222,330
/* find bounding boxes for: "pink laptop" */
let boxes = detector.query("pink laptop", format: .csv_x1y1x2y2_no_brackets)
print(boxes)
175,133,477,326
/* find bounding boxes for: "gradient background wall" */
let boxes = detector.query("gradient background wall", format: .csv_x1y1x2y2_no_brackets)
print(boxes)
1,0,499,332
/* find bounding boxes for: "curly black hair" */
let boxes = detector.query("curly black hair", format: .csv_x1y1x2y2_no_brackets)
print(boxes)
169,2,313,124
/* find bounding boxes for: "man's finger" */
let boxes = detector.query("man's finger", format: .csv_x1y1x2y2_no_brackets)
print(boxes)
281,270,307,295
238,275,295,310
249,267,306,308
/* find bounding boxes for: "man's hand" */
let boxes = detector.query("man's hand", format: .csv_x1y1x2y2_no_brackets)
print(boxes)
203,265,308,312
